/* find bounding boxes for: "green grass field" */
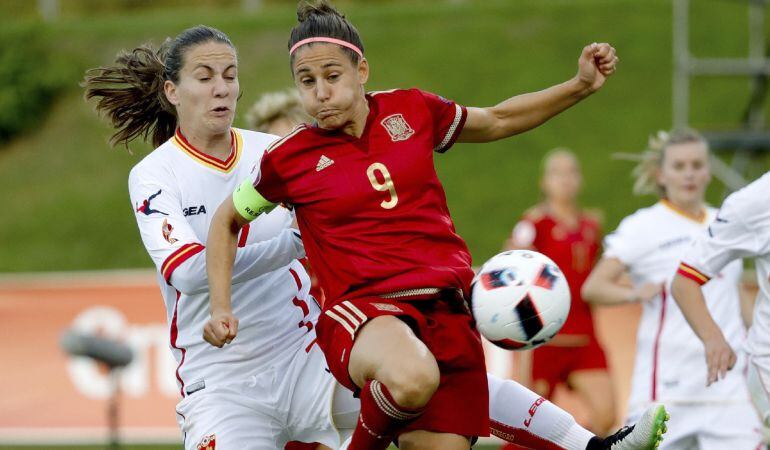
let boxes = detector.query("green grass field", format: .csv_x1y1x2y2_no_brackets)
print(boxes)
1,0,769,272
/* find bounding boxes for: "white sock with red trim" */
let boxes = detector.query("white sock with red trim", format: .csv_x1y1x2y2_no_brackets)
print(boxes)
487,373,595,450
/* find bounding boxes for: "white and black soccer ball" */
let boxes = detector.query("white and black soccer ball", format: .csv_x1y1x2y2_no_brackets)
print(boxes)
471,250,571,350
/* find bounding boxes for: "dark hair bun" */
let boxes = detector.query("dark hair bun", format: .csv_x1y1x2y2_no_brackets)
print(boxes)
297,0,345,22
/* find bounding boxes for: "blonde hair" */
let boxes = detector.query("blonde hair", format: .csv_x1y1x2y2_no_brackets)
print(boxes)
245,89,311,132
616,128,708,198
542,147,580,173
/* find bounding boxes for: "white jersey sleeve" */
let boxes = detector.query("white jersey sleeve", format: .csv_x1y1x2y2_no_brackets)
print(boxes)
679,181,770,284
602,213,648,266
128,166,304,295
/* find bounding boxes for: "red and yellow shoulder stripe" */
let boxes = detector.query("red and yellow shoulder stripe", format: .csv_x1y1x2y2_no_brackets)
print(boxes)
676,262,711,285
161,243,205,283
172,128,242,173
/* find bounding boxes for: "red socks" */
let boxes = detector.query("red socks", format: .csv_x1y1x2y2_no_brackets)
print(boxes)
348,380,424,450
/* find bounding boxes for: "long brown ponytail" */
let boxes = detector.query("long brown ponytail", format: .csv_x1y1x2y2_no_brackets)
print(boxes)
83,25,234,149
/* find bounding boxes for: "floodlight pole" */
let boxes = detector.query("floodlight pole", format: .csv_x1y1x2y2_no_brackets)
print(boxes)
672,0,690,130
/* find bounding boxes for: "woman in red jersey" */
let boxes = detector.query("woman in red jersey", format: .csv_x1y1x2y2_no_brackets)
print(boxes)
205,2,666,450
504,149,616,439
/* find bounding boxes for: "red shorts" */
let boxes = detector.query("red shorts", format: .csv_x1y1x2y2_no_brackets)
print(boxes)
315,293,489,438
284,443,317,450
530,333,608,397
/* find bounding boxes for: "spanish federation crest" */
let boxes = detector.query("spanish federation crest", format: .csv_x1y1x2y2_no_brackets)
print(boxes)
380,114,415,142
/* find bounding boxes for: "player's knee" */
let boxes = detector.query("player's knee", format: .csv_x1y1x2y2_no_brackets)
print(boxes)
385,357,440,409
399,430,470,450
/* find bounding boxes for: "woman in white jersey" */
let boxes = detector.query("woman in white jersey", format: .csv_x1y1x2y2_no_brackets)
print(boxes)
84,26,343,450
84,24,668,450
671,170,770,427
582,129,763,449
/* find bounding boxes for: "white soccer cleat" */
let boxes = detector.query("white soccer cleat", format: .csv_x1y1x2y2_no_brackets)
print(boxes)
602,404,669,450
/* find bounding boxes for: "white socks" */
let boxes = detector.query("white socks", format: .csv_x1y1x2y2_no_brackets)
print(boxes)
487,373,595,450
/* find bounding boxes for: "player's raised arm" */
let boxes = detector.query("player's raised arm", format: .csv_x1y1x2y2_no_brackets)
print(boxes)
459,43,617,143
204,179,276,347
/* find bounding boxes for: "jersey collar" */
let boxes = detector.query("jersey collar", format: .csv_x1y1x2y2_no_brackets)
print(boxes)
660,199,707,224
172,128,242,173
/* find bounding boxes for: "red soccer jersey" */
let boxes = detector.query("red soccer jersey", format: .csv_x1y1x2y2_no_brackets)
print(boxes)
256,89,473,306
511,205,602,336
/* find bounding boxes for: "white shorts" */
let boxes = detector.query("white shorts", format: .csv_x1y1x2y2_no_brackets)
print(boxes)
748,354,770,427
175,334,341,450
627,401,764,450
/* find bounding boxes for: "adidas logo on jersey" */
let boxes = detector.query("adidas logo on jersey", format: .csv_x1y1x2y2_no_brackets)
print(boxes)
316,155,334,172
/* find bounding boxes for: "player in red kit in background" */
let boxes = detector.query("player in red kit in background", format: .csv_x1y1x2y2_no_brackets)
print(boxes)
205,2,666,450
504,149,616,443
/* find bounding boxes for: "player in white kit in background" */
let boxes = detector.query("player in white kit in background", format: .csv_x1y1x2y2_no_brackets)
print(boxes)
582,129,763,449
672,170,770,430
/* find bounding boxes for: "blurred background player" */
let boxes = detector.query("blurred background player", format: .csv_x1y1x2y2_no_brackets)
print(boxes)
246,88,311,135
582,129,763,449
671,170,770,429
504,148,615,439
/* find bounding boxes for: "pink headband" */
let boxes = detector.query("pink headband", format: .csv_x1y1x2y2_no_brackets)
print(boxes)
289,37,363,58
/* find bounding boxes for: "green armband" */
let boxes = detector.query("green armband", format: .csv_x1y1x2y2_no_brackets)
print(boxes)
232,179,276,221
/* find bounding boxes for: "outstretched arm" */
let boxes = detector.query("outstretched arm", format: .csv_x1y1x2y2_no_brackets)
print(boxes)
671,272,735,386
205,180,276,347
582,257,661,305
204,200,250,347
459,43,617,143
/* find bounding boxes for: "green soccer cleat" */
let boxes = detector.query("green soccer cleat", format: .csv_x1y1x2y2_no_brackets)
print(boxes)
601,404,669,450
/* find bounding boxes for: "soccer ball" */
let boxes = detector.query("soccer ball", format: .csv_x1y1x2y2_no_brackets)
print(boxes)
471,250,571,350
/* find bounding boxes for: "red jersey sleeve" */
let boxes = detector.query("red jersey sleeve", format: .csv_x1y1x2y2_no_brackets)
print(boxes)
414,89,467,153
254,150,289,204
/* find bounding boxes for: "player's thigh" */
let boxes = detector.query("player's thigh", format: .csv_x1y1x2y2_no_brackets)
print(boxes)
176,390,280,450
660,434,699,450
698,432,765,450
748,355,770,427
285,343,344,449
331,379,361,430
348,314,438,391
398,430,471,450
697,401,765,450
567,368,616,433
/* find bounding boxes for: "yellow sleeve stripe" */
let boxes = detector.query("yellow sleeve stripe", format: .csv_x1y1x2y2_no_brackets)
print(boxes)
677,263,711,285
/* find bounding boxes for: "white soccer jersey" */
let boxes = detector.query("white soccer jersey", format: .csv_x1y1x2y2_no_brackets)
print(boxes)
128,128,315,398
603,200,748,412
679,171,770,357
